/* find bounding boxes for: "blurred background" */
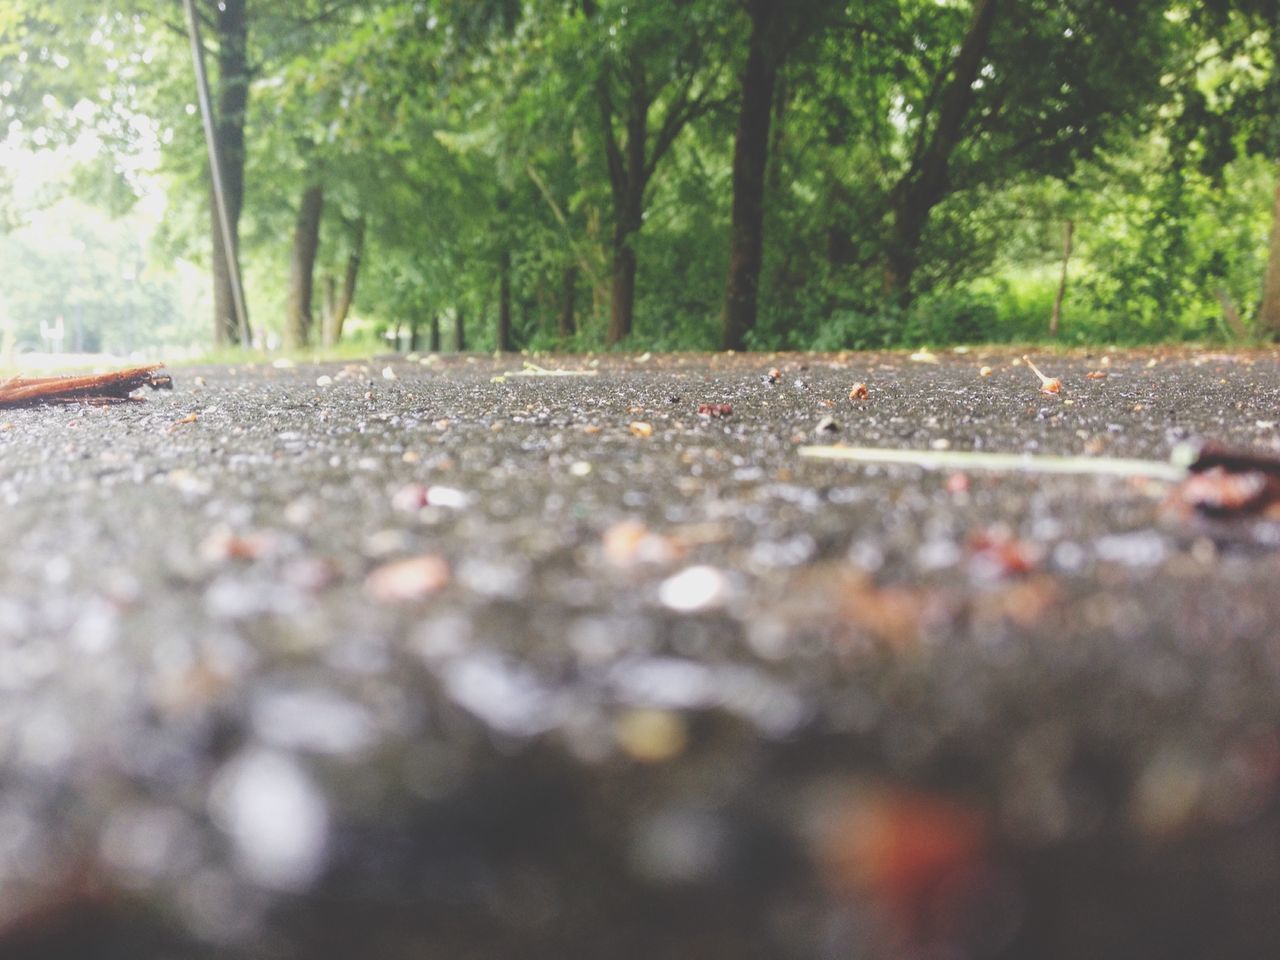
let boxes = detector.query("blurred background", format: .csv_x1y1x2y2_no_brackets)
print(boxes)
1,0,1278,359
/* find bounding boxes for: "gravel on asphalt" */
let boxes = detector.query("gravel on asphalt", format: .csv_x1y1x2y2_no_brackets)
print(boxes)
2,347,1280,959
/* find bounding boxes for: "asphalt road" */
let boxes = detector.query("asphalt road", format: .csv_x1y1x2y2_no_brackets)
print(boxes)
2,347,1280,959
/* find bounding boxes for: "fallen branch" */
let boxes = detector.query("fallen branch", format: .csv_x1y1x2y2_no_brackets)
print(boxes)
798,444,1187,481
0,365,173,408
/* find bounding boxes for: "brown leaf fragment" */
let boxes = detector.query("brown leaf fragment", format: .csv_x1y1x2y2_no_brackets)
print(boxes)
1086,370,1108,380
168,412,198,433
697,403,733,418
1188,441,1280,478
968,528,1042,578
0,365,172,408
812,784,990,940
1175,467,1274,516
848,382,869,400
1164,442,1280,518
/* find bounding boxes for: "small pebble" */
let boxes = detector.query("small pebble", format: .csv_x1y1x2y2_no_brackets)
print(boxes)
365,555,451,602
658,566,729,613
615,710,688,763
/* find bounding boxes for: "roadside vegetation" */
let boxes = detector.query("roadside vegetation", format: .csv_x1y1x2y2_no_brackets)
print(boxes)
1,0,1278,356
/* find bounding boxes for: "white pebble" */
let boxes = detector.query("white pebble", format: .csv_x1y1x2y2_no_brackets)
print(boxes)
208,750,329,891
658,566,730,613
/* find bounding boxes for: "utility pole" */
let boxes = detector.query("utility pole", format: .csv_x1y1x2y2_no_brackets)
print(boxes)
183,0,251,347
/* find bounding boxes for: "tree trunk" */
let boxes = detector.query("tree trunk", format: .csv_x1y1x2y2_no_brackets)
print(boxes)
210,0,250,346
1048,218,1073,338
1260,174,1280,339
884,0,999,303
429,314,441,352
607,198,643,345
322,274,336,336
325,216,365,346
721,0,783,351
454,306,467,352
607,242,637,344
559,265,578,339
407,315,421,353
498,249,515,352
1216,288,1246,338
284,182,324,349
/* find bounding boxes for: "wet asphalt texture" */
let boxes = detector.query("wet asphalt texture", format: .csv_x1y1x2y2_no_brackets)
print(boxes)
2,348,1280,959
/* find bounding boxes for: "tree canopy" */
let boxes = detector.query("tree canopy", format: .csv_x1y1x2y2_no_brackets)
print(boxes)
1,0,1278,354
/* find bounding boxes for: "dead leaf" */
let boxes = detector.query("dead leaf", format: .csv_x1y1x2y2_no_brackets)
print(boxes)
1165,442,1280,519
812,784,990,938
1174,467,1273,516
968,527,1042,578
629,421,654,438
849,382,869,400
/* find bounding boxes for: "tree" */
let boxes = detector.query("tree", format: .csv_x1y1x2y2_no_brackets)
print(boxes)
284,182,323,347
720,0,784,351
817,0,1180,306
720,0,831,350
206,0,251,345
577,0,727,344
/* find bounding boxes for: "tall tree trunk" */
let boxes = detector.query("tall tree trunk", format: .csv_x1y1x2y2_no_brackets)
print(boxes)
408,315,420,353
429,314,441,352
325,216,365,346
885,0,999,302
1048,218,1073,338
606,176,645,345
454,306,467,352
604,79,648,347
1260,174,1280,338
721,0,783,351
284,182,324,349
211,0,250,346
607,220,639,346
498,249,515,352
559,265,578,339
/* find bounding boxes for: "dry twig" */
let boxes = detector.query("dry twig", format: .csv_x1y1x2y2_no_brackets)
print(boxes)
0,365,173,408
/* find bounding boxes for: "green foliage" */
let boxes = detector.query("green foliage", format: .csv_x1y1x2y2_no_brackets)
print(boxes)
0,0,1277,352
